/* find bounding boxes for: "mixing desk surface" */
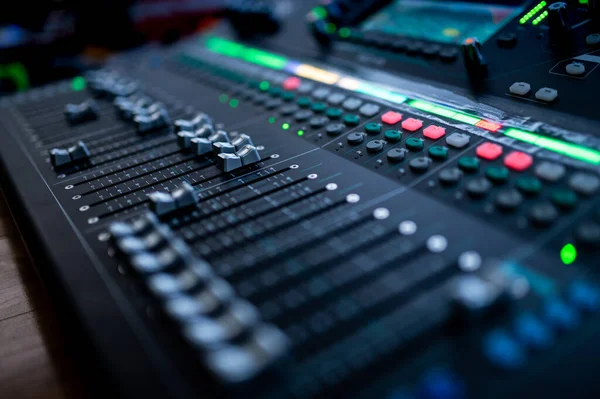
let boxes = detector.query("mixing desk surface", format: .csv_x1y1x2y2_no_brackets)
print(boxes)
1,1,600,398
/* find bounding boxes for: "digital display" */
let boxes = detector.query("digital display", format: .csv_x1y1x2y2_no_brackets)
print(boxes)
361,0,525,44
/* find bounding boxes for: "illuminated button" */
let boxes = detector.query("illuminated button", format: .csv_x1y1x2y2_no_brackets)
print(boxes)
466,178,492,198
483,329,526,370
428,146,448,160
311,102,327,113
405,137,424,151
475,120,502,132
568,281,600,312
535,162,565,182
381,111,403,125
343,114,360,126
326,107,343,119
476,142,503,160
283,76,301,91
569,173,600,196
514,313,554,350
509,82,531,96
544,298,580,331
485,166,509,184
296,97,311,108
384,130,402,142
359,103,381,117
529,202,559,227
423,125,446,140
516,176,542,196
458,156,479,173
504,151,533,172
446,132,470,148
365,122,381,135
401,118,423,132
535,87,558,102
566,62,585,76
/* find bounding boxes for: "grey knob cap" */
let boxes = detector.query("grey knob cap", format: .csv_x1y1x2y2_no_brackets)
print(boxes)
68,141,91,162
191,138,213,155
231,134,254,150
149,191,177,216
236,145,261,166
172,182,198,209
50,148,72,168
216,153,243,172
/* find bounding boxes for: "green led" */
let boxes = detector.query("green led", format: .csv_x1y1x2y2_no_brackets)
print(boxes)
282,123,290,130
451,112,480,125
242,48,287,70
259,81,270,91
408,99,434,112
218,94,229,103
206,37,244,58
432,106,459,119
560,243,577,265
505,128,600,165
268,117,276,124
339,27,351,38
313,6,328,19
580,0,589,4
297,130,305,136
71,76,86,92
229,99,239,108
325,23,337,34
520,1,546,24
356,85,407,105
532,10,549,25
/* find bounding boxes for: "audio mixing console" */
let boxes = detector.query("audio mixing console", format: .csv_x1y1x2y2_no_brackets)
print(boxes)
1,1,600,398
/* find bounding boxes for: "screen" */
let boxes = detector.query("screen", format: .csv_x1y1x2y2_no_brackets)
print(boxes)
361,0,525,44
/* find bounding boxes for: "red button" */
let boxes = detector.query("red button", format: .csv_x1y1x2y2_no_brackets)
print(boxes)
401,118,423,132
283,77,301,91
504,151,533,172
476,142,503,160
381,111,403,125
475,120,502,132
423,125,446,140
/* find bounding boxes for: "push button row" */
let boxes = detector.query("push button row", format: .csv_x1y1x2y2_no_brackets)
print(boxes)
108,213,289,383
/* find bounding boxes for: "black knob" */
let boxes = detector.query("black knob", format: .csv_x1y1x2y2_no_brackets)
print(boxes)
548,2,571,45
461,38,487,78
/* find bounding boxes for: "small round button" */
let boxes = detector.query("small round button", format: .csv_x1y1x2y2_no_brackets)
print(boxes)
310,116,329,129
405,137,424,152
311,102,327,113
575,222,600,248
269,87,283,97
296,97,311,108
458,156,480,173
384,130,402,142
295,110,313,122
347,132,366,145
466,178,492,198
485,166,510,184
366,140,385,153
495,189,523,212
365,122,382,135
343,114,360,126
279,104,299,116
281,91,295,102
529,203,559,227
516,176,542,196
550,189,578,211
409,157,432,173
428,146,448,160
326,107,343,119
326,123,345,136
439,167,463,186
387,148,406,163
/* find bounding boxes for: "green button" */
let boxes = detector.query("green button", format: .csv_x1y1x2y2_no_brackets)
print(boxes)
405,137,424,152
551,189,578,210
485,166,510,184
311,102,327,113
343,114,360,126
281,91,295,102
297,97,312,108
428,146,448,160
326,107,343,119
365,122,381,135
516,176,542,196
259,81,271,92
269,87,283,98
458,156,479,173
384,130,402,142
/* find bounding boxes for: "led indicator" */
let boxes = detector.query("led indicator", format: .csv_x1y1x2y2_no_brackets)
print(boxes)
505,128,600,165
282,123,290,130
296,64,339,84
356,84,407,104
205,37,288,70
71,76,86,92
339,27,351,38
532,10,549,25
259,81,270,91
312,6,328,19
519,1,547,24
268,117,276,124
560,243,577,265
218,94,229,103
475,120,502,132
229,99,239,108
297,130,305,136
325,23,337,34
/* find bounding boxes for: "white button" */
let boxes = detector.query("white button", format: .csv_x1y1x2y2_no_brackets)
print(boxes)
586,33,600,45
566,62,585,76
535,87,558,102
427,235,448,253
509,82,531,96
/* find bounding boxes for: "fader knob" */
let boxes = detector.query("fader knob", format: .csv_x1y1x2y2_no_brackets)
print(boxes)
548,2,571,45
50,148,71,168
216,153,243,172
236,145,261,166
461,38,487,78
